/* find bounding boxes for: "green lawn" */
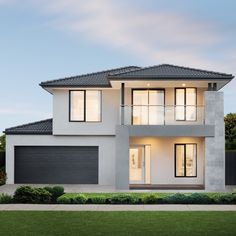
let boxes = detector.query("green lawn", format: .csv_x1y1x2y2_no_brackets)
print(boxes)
0,212,236,236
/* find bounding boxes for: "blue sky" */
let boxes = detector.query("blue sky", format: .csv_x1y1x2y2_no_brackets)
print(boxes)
0,0,236,134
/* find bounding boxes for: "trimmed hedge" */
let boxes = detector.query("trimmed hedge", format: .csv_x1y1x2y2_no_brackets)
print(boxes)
56,192,236,205
1,186,236,204
57,194,87,204
110,194,139,204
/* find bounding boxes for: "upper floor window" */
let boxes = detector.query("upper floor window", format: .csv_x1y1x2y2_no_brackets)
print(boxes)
70,90,101,122
175,88,197,121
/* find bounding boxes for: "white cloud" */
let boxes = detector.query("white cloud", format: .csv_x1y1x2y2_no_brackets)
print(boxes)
30,0,227,69
2,0,234,72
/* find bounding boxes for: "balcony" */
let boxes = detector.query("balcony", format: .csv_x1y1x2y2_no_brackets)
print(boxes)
121,105,205,125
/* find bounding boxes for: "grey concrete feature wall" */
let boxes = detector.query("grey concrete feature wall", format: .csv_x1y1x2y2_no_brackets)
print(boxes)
6,135,116,186
205,91,225,191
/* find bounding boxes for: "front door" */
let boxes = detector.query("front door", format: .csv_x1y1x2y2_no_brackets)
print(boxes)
129,146,145,184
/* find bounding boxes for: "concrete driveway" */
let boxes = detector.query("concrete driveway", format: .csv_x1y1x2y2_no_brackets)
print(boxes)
0,184,116,195
0,184,235,195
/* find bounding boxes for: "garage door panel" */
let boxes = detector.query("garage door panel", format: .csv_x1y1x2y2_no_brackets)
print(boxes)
15,146,98,184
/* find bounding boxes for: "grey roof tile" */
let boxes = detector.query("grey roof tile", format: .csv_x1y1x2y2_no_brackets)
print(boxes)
108,64,234,79
4,119,52,135
40,66,140,88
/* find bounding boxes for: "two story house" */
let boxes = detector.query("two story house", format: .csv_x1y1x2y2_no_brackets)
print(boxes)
4,64,234,191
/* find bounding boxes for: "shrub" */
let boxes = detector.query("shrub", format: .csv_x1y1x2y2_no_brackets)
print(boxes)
89,196,107,204
57,195,72,204
143,194,159,204
0,167,6,186
188,193,213,204
110,194,139,204
218,194,236,204
0,193,13,204
57,194,87,204
73,194,87,204
164,193,189,204
44,186,64,202
13,186,52,204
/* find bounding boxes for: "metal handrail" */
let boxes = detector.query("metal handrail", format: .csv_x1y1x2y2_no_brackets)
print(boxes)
120,105,205,125
121,105,204,107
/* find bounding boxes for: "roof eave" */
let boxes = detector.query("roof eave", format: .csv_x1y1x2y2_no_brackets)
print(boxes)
4,131,52,135
108,76,234,80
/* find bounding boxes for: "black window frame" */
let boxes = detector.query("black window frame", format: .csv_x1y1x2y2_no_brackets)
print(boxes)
174,143,197,178
175,87,197,121
69,90,102,122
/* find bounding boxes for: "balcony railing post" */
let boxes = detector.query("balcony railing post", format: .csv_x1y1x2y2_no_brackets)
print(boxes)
121,83,125,125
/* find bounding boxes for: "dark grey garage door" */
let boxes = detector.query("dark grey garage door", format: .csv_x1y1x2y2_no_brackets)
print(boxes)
15,146,98,184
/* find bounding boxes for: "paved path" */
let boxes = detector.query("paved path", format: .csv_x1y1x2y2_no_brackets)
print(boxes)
0,204,236,211
1,184,236,195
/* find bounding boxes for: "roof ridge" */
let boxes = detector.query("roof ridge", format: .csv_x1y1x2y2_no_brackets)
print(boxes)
160,64,233,76
107,66,142,76
4,118,52,132
40,66,139,85
109,64,233,77
108,64,162,77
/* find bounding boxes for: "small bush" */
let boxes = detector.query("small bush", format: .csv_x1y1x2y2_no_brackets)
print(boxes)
89,196,107,204
57,195,72,204
57,194,87,204
110,194,139,204
44,186,64,202
218,194,236,204
164,193,189,204
73,194,87,204
188,193,213,204
0,193,13,204
13,186,52,204
143,194,159,204
0,167,6,186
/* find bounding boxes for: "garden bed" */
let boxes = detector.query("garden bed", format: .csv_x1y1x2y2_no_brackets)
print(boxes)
0,186,236,204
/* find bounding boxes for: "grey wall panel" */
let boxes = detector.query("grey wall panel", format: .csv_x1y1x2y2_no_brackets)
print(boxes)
15,146,98,184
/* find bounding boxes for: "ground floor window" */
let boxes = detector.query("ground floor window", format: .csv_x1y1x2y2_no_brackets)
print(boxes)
175,144,197,177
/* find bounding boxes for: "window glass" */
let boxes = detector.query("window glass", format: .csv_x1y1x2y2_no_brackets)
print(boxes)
86,91,101,122
186,88,197,121
176,145,185,176
175,88,197,121
186,144,197,176
133,90,148,105
175,89,185,120
133,91,149,125
70,91,84,121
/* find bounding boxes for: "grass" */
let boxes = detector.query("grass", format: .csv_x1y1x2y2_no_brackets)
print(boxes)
0,211,235,236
